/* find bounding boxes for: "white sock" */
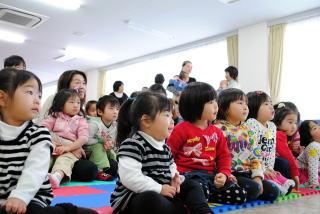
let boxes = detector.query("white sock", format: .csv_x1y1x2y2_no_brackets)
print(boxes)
48,172,63,188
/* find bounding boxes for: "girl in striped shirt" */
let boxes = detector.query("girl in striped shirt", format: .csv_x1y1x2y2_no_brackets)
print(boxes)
110,92,212,214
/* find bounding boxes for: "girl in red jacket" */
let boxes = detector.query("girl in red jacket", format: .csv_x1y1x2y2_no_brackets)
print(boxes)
167,82,246,205
273,103,300,189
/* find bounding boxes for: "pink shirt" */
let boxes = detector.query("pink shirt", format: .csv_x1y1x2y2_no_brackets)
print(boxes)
41,112,88,142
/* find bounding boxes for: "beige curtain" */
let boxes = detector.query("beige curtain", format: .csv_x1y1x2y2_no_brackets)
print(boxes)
268,24,286,104
98,70,107,97
227,35,238,67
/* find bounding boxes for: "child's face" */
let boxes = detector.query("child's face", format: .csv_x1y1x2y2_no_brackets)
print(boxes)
168,116,174,136
220,80,228,88
201,100,218,121
279,113,298,136
257,98,275,123
87,103,97,117
98,103,119,123
146,111,172,141
227,98,248,123
63,95,81,116
0,78,41,126
310,121,320,141
69,74,86,100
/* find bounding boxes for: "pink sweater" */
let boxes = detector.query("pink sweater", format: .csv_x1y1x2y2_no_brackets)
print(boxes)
41,112,89,142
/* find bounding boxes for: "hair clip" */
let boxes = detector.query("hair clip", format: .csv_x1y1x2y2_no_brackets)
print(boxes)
127,97,136,101
277,103,285,108
256,91,264,95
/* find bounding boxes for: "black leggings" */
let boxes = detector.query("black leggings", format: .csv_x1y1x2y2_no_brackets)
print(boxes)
274,157,291,179
121,180,212,214
104,159,118,177
1,202,97,214
236,176,280,202
71,159,98,182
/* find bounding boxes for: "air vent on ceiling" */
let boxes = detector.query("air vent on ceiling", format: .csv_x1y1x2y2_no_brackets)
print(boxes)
0,3,49,29
218,0,240,5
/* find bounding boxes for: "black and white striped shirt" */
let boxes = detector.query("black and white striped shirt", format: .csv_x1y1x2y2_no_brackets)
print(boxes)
110,132,174,214
0,121,53,207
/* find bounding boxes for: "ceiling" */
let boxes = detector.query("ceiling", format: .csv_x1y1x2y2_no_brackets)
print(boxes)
0,0,319,84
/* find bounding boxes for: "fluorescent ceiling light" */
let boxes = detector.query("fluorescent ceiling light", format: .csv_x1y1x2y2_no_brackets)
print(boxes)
41,0,81,10
64,46,109,61
0,30,25,43
124,20,174,40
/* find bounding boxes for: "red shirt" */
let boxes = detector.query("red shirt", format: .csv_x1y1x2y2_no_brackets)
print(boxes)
276,131,299,177
167,121,231,176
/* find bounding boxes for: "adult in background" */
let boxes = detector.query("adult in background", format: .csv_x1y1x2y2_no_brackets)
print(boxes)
225,66,239,89
110,80,128,105
3,55,26,69
39,70,98,182
154,73,165,85
182,60,196,83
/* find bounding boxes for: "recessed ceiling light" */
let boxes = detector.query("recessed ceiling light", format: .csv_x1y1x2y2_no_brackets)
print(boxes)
41,0,81,10
64,46,110,62
0,30,25,43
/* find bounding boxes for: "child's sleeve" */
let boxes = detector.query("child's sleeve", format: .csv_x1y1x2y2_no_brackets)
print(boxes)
40,115,56,131
118,140,162,193
276,131,299,177
248,129,264,179
77,117,89,142
86,120,100,145
306,144,320,185
9,126,52,205
215,129,231,177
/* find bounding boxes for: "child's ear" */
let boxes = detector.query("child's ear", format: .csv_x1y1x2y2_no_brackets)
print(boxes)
97,109,103,116
141,114,152,128
0,90,9,107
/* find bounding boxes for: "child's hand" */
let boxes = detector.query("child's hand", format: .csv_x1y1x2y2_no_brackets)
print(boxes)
264,169,277,179
292,176,300,190
71,147,86,159
55,145,70,155
171,173,182,193
228,175,238,183
3,197,26,214
253,176,264,194
103,138,114,151
160,184,176,198
214,173,227,188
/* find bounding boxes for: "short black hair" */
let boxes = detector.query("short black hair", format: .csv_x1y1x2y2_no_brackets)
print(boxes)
4,55,26,68
273,103,297,127
96,95,120,115
85,100,97,113
217,88,246,120
225,66,238,80
49,89,81,117
247,91,270,119
179,82,217,123
113,81,123,92
155,73,165,84
149,84,167,95
0,68,42,98
299,120,317,147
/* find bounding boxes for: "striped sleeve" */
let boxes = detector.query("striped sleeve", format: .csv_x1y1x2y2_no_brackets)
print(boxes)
117,139,144,163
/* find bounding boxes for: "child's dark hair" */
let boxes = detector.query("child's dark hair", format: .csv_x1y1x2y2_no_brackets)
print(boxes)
247,91,270,119
275,101,301,125
217,88,246,120
116,91,172,146
4,55,26,68
179,82,217,123
155,73,165,84
149,84,167,95
225,66,238,80
0,68,42,98
96,95,120,116
273,103,297,127
130,91,141,98
49,89,82,117
299,120,317,147
85,100,97,113
113,81,123,92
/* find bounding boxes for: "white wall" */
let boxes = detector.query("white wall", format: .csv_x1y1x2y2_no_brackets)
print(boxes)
238,22,269,94
85,69,99,101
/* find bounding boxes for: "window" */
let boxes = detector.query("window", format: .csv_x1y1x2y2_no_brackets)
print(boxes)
281,16,320,120
41,84,56,106
105,40,228,97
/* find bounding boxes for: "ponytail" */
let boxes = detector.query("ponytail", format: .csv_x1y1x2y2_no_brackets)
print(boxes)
116,99,134,147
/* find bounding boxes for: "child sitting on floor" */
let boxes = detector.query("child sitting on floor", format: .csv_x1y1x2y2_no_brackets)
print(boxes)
85,95,119,181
